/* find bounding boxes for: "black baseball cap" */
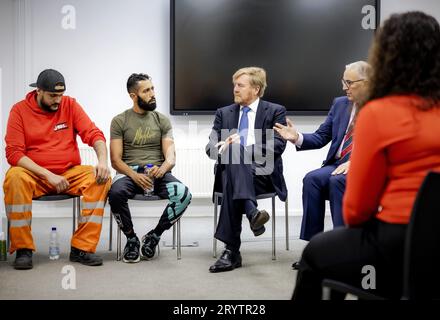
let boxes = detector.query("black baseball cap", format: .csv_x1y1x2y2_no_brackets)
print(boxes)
29,69,66,92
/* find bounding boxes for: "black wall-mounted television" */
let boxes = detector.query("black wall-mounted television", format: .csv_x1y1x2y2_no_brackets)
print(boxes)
171,0,378,115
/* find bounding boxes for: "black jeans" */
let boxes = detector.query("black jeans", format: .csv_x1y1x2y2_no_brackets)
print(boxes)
292,219,407,300
108,171,192,235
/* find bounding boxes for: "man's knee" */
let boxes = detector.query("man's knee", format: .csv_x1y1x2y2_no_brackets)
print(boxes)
4,167,33,192
80,166,112,190
166,182,192,216
329,174,346,190
102,178,112,192
108,181,129,204
303,170,325,190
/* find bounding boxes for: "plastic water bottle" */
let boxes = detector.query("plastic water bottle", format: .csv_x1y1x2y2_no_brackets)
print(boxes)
0,232,6,261
49,227,60,260
144,164,155,196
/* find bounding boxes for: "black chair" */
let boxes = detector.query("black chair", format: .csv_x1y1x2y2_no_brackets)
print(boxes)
6,194,81,250
109,194,181,261
322,171,440,300
213,191,289,260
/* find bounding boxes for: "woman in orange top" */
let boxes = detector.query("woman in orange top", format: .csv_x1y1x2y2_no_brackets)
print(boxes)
292,11,440,299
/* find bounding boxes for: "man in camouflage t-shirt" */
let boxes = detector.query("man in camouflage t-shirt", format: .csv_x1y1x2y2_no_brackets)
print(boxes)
108,73,192,263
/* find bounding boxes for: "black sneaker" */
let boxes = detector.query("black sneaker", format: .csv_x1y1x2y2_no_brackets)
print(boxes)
69,247,103,266
141,231,160,259
14,249,33,270
123,236,140,263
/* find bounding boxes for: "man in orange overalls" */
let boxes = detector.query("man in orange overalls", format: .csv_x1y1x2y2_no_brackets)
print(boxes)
4,69,111,270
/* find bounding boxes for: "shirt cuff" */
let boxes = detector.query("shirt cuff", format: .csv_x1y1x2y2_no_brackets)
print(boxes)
295,132,304,148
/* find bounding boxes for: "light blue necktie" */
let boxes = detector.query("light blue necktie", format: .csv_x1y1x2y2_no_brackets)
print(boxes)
238,106,251,146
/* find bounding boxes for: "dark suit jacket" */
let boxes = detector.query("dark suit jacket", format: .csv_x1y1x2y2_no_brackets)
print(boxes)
206,99,288,201
298,96,352,166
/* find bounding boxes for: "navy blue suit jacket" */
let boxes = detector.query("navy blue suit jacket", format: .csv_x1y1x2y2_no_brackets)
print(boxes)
299,96,352,166
206,99,288,201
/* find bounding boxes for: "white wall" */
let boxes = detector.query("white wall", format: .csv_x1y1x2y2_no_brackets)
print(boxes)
1,0,440,227
0,0,16,231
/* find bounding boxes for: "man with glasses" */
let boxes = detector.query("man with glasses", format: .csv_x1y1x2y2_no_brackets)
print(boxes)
274,61,370,269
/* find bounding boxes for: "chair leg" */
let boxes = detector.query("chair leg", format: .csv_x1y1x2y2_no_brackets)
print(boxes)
285,196,289,251
117,226,122,261
213,194,219,258
272,196,276,260
177,219,181,260
109,210,113,251
76,196,81,233
72,198,77,234
322,286,332,300
172,223,176,250
7,219,10,252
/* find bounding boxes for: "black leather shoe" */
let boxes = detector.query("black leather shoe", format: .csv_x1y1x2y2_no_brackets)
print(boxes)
209,249,242,273
292,261,300,270
251,225,265,237
250,209,269,230
70,247,103,266
14,249,33,270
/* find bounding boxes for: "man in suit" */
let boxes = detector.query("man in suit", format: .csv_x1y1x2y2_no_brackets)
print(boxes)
274,61,370,268
206,66,287,273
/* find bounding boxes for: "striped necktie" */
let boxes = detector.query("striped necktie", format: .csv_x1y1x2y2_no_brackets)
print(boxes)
339,122,354,163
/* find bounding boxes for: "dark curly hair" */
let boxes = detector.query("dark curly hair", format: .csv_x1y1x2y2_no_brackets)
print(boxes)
364,11,440,109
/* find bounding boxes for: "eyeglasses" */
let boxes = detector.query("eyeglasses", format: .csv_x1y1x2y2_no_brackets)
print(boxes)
341,78,365,88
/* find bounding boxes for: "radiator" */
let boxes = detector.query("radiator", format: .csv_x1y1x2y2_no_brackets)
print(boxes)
79,146,214,198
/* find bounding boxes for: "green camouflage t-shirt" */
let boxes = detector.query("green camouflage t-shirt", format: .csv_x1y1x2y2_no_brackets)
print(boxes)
110,109,173,167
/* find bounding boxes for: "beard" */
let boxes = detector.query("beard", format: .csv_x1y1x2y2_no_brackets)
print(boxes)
40,100,59,113
138,95,157,111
